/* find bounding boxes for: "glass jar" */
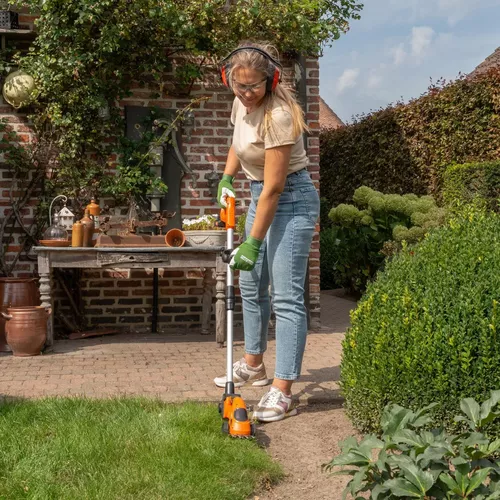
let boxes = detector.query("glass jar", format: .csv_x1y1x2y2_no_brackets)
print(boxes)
43,213,69,241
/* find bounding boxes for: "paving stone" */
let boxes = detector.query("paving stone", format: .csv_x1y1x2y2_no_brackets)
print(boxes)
0,293,354,404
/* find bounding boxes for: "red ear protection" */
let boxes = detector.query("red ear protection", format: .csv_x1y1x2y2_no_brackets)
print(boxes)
220,47,283,92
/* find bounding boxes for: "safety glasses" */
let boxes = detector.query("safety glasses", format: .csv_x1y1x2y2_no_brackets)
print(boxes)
232,78,267,93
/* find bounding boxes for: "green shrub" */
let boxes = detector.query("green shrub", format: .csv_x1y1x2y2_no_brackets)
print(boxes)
320,228,340,290
322,186,446,292
443,160,500,212
320,196,333,230
320,69,500,208
325,392,500,499
341,208,500,434
320,225,375,291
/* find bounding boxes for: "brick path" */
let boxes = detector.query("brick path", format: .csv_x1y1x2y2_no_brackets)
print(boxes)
0,292,354,404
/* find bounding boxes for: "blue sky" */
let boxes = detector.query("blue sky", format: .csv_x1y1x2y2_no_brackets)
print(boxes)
320,0,500,124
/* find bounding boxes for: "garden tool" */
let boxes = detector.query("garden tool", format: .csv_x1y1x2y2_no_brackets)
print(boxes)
218,196,255,438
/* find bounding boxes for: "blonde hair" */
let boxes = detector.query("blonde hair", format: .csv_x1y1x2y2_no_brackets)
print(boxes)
227,41,309,140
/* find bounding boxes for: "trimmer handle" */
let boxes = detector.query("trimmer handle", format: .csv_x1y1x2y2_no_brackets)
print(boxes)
220,197,235,230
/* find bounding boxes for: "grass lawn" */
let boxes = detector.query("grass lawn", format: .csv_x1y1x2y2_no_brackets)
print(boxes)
0,397,282,499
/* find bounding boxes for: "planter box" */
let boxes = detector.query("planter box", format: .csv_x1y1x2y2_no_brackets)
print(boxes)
184,230,226,247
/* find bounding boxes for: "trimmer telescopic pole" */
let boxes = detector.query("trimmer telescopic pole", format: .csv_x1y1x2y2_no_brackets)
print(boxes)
219,197,254,438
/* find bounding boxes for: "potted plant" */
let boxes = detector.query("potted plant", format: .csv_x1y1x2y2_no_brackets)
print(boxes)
182,215,225,247
182,213,247,247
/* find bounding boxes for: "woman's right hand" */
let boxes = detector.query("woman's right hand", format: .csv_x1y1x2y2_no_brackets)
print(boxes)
217,174,235,208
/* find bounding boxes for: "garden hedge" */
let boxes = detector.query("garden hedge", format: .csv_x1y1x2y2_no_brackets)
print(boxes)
442,160,500,212
320,68,500,208
341,209,500,433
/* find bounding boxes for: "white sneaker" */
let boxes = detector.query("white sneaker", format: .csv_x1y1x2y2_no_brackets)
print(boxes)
214,357,271,388
252,387,298,422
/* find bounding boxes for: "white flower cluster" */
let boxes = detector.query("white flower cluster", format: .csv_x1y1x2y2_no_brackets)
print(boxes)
182,214,218,227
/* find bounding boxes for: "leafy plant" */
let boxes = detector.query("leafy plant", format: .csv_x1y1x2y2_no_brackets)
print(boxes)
341,208,500,433
101,109,169,206
0,119,53,275
325,391,500,499
322,186,446,292
236,212,247,239
443,160,500,213
11,0,362,158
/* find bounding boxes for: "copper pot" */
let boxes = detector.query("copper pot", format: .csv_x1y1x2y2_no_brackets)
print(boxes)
0,278,40,352
1,306,50,357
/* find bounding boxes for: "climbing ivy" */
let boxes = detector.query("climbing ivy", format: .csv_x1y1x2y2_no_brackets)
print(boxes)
0,0,362,272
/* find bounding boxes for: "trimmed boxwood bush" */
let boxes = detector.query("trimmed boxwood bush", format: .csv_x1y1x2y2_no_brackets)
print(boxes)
443,160,500,212
341,209,500,433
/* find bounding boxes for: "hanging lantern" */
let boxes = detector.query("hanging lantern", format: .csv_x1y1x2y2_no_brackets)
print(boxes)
2,70,36,109
57,205,75,231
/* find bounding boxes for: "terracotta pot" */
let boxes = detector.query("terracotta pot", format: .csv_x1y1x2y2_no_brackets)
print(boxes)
1,306,50,357
0,278,40,352
165,228,186,247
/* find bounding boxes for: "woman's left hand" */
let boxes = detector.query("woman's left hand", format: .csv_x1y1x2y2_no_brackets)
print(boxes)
229,236,262,271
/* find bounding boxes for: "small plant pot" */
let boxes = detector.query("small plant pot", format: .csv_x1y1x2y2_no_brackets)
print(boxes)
165,228,186,247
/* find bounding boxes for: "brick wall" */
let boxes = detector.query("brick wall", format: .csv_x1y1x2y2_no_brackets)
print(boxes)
0,20,321,334
0,12,38,277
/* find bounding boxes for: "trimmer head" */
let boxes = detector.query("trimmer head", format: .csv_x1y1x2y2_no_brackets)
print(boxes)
219,388,255,439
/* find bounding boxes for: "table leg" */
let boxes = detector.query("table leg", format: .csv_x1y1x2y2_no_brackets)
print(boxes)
38,261,54,349
201,268,215,335
215,257,226,346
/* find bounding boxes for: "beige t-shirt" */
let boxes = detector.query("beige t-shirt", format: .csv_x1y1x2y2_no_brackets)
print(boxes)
230,97,308,181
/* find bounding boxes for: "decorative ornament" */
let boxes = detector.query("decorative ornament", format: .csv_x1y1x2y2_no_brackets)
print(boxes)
2,70,36,109
57,205,75,231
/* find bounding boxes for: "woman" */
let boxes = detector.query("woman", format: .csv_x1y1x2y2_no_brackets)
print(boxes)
214,41,320,423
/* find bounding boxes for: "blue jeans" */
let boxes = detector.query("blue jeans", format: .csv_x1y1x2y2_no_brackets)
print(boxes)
239,169,320,380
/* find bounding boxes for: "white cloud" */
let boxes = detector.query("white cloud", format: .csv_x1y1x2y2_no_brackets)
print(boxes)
437,0,490,26
367,72,383,88
411,26,435,58
336,68,360,94
359,0,497,28
390,43,407,65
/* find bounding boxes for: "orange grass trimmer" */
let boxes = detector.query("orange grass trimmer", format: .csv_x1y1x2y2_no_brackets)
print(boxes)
218,197,255,438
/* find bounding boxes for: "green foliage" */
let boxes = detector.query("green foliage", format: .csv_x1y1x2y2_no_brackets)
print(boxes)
443,160,500,212
101,109,169,205
320,69,500,209
322,186,446,292
4,0,363,217
324,392,500,499
236,212,247,238
11,0,362,155
0,120,51,275
341,208,500,434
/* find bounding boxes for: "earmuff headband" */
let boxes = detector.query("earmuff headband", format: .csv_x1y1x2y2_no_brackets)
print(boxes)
220,46,283,92
220,46,283,71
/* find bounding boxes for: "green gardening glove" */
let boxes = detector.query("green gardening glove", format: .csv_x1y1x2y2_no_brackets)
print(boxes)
217,174,235,208
229,236,262,271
